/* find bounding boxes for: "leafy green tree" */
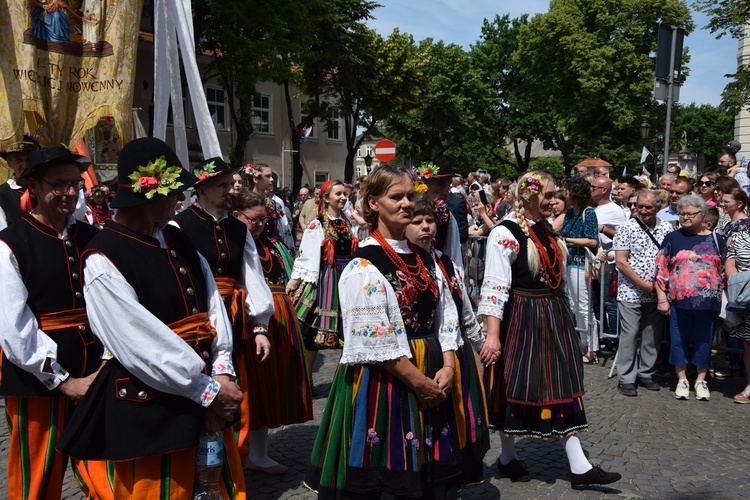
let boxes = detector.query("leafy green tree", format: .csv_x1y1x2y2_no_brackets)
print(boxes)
533,157,566,181
384,40,498,172
297,28,428,182
471,14,562,173
514,0,694,171
672,103,734,164
695,0,750,113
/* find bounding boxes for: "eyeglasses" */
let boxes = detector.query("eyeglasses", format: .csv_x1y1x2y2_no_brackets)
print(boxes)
239,212,268,226
41,178,85,195
696,180,714,187
626,202,637,208
678,211,702,219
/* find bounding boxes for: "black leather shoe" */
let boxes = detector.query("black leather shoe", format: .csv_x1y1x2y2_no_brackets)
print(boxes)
617,383,638,397
498,459,531,482
570,465,621,487
638,378,660,391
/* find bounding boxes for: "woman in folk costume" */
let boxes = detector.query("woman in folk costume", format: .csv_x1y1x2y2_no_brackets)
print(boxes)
405,193,490,488
245,163,295,267
229,192,313,474
304,164,463,499
84,184,114,229
477,171,621,487
286,179,358,384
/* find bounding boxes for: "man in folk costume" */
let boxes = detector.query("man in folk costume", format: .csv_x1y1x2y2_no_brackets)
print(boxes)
419,160,465,275
0,145,109,500
172,157,274,465
57,138,246,499
0,134,42,230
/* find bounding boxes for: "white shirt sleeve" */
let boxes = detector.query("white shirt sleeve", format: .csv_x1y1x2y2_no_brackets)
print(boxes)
454,262,483,350
0,241,69,390
433,258,461,352
476,224,519,322
83,251,226,407
0,208,8,232
338,257,412,365
241,231,274,333
443,213,464,276
291,219,324,282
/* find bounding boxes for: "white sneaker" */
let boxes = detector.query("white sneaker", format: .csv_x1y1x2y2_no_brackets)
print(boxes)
675,379,690,400
695,380,710,401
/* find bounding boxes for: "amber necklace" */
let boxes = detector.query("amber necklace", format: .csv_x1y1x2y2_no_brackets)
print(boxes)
371,228,432,292
526,220,564,291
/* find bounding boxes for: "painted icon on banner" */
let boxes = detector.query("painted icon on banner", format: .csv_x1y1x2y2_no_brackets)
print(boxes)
24,0,118,57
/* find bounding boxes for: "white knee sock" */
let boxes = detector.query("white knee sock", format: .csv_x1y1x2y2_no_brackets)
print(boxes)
561,435,592,474
499,434,518,465
247,427,280,467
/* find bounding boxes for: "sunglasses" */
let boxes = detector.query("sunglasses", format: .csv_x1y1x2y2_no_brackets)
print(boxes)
626,202,637,207
696,180,714,187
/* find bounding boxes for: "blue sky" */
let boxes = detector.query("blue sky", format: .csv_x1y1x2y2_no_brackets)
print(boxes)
366,0,737,107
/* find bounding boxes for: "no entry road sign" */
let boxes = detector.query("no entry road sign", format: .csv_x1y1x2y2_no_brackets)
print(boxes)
374,139,397,163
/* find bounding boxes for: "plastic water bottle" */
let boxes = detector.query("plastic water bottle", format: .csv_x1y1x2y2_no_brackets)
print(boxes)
193,431,223,500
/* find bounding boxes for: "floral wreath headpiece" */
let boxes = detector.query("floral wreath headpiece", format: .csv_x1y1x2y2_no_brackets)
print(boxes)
418,161,441,180
128,155,185,199
192,161,218,182
85,184,110,198
520,173,543,195
406,166,428,194
243,163,262,179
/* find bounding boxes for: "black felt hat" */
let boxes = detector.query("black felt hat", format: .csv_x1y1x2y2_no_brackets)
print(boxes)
22,145,87,183
110,138,197,209
191,156,235,187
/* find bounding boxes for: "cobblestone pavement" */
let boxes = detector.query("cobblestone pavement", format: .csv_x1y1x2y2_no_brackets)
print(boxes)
3,351,750,499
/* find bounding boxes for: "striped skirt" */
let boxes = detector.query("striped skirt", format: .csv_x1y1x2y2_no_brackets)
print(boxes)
245,285,313,430
295,256,349,350
305,332,462,499
483,288,588,438
452,336,490,486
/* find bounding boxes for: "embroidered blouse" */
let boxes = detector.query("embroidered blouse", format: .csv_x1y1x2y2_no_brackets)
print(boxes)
291,214,354,283
338,237,461,365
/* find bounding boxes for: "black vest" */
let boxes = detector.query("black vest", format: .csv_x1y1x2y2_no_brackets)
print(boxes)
501,220,562,291
174,206,246,280
57,221,210,461
0,215,100,397
0,183,24,227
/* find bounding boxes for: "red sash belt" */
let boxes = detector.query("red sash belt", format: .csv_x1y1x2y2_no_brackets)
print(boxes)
36,308,88,331
214,277,248,339
167,313,217,347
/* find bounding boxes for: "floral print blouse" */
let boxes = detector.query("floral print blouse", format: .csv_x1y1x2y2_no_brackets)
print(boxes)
337,238,461,365
655,228,726,311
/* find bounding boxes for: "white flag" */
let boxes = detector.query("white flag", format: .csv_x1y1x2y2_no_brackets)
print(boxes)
640,146,651,164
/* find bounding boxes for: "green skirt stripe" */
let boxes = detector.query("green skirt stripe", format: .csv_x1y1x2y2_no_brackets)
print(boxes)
160,454,171,500
18,398,30,500
39,398,61,498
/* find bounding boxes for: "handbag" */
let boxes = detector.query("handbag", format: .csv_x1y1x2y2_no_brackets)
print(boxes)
608,269,619,297
581,208,604,279
726,270,750,314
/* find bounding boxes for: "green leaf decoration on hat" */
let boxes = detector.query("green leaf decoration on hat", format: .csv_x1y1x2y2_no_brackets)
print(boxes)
128,155,184,199
192,161,218,182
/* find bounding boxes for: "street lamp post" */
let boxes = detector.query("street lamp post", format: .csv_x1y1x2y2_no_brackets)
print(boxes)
364,153,373,174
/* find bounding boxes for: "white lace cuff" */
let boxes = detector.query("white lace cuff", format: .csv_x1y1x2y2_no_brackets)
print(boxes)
291,265,318,282
340,344,412,365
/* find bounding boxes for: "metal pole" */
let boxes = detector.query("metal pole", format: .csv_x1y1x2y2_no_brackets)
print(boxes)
662,25,678,176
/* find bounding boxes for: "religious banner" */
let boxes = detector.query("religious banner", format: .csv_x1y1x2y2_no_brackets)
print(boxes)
0,0,144,150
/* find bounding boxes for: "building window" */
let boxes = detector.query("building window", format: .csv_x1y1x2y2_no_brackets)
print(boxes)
356,148,361,157
206,87,227,131
252,94,272,134
327,110,341,141
366,144,373,156
314,171,330,185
